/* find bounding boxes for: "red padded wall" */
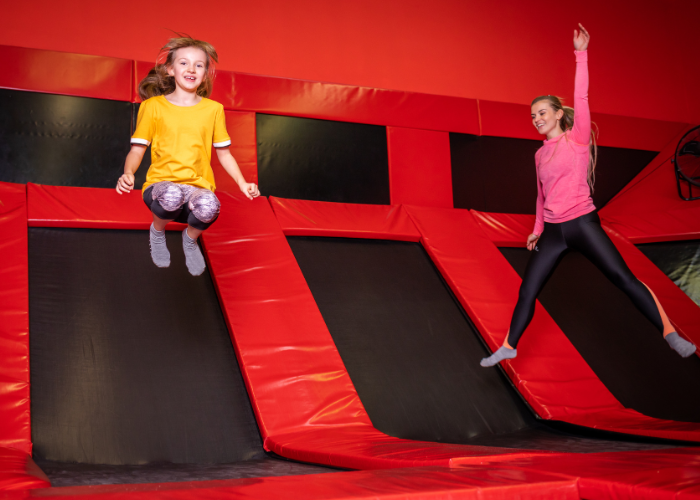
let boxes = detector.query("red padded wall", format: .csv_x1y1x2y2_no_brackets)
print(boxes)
210,110,258,190
1,0,698,124
387,127,453,208
0,45,131,101
0,183,31,455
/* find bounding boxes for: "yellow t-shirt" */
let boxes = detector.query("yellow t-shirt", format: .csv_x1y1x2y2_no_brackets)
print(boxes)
131,96,231,192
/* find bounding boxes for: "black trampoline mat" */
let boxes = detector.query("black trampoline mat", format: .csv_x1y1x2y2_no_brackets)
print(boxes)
29,228,264,465
36,458,336,487
638,240,700,307
500,247,700,423
287,236,680,451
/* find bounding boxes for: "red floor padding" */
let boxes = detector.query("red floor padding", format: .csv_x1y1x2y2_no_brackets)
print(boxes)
0,448,49,491
0,465,580,499
0,183,31,455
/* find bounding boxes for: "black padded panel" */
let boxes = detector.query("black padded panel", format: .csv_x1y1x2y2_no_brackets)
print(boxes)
450,134,657,212
638,240,700,307
257,114,390,205
499,247,700,423
287,236,679,451
29,228,265,464
0,89,132,187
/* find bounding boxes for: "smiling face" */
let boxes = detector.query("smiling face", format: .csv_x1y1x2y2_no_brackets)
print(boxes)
166,47,208,93
531,99,564,138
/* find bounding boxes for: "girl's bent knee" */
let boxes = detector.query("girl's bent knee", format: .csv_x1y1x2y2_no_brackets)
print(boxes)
189,190,220,223
152,182,185,212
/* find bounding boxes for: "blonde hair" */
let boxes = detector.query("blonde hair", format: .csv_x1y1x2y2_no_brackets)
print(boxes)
138,34,218,100
531,95,598,193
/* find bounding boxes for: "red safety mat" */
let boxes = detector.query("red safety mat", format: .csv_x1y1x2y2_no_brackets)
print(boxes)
0,45,131,102
269,197,421,241
27,184,184,230
470,210,533,246
0,183,31,455
0,465,579,499
404,205,700,442
202,193,556,468
478,448,700,500
0,448,50,491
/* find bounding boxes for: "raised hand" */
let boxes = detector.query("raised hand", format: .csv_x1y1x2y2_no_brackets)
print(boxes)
573,23,590,51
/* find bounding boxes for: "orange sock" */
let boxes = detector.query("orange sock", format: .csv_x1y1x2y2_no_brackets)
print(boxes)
640,281,675,337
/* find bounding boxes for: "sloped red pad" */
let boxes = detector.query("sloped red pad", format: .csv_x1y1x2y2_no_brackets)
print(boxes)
479,448,700,500
202,195,555,469
470,210,533,247
604,226,700,349
0,183,31,455
600,127,700,243
404,205,700,441
0,45,132,102
0,447,50,491
0,466,578,500
269,197,421,241
26,184,184,231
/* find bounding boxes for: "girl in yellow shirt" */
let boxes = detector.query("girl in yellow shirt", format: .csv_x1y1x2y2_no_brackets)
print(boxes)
116,36,260,276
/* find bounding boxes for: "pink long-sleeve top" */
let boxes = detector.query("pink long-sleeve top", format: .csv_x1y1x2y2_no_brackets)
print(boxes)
533,50,594,236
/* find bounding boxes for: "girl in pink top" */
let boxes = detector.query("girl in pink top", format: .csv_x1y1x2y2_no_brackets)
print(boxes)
481,25,696,367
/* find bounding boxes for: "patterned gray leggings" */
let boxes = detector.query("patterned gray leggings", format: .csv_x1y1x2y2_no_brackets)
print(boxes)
143,181,221,230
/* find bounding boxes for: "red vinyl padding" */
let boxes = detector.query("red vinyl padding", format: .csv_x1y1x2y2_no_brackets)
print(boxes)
477,100,688,151
0,183,31,455
225,72,480,134
0,465,579,499
600,127,700,243
269,197,421,241
479,448,700,500
387,127,453,208
470,210,533,247
27,184,185,230
0,448,50,491
0,45,131,102
404,205,700,441
202,193,556,468
209,110,258,190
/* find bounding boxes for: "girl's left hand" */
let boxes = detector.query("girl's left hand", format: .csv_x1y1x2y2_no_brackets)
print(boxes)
240,182,260,200
573,23,590,51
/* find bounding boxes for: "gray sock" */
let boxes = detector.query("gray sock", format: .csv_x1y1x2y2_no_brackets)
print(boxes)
149,224,170,268
665,332,697,358
480,345,517,367
182,229,206,276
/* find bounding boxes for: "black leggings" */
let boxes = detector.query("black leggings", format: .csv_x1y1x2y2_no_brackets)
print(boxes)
507,211,668,347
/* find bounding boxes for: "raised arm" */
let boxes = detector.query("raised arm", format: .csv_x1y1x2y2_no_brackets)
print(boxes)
570,24,591,145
